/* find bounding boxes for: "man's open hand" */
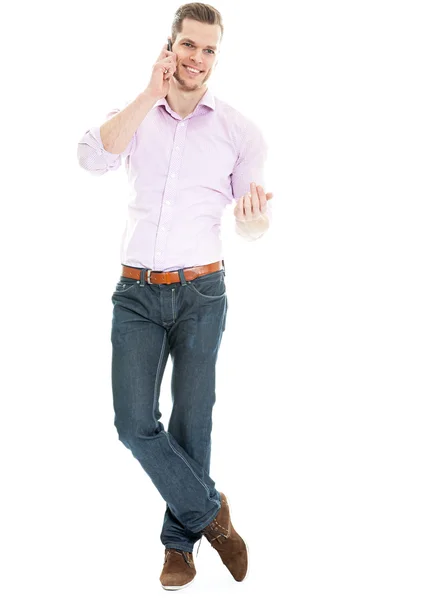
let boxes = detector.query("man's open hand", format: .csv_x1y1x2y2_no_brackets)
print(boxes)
234,182,274,222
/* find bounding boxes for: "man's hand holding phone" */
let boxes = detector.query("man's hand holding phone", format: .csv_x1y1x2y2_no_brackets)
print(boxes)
144,38,176,101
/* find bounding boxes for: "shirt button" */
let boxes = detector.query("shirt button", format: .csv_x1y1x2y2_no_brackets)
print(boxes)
171,173,176,178
175,146,180,151
157,251,161,256
180,123,185,127
166,200,171,205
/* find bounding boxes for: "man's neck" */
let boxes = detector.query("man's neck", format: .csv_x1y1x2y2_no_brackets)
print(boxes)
165,85,208,119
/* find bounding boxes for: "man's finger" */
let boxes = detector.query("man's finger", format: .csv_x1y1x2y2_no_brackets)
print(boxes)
244,191,253,221
257,185,267,215
158,41,172,62
249,182,261,220
251,190,261,220
235,195,246,222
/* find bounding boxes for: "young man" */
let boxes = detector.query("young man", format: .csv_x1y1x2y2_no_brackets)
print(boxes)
77,2,273,591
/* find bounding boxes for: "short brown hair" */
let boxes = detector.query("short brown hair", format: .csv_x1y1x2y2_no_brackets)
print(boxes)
171,3,224,43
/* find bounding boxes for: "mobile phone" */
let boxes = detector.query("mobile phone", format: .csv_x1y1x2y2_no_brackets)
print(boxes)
167,39,172,52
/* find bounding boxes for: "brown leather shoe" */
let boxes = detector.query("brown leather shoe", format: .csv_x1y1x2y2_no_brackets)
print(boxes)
159,548,196,591
201,492,248,581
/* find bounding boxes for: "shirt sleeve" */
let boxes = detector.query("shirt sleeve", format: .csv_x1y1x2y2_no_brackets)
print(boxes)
230,119,273,224
76,106,136,175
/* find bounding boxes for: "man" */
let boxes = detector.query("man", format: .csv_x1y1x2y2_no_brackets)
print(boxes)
77,2,273,591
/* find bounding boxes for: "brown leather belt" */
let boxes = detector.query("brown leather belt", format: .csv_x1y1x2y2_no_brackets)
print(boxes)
121,260,224,285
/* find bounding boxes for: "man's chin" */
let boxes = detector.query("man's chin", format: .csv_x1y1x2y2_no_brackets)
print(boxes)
174,71,207,88
175,78,202,90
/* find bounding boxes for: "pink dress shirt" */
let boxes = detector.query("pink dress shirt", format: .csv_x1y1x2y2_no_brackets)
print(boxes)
77,87,272,271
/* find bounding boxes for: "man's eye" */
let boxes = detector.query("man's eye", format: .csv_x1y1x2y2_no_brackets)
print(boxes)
183,42,214,54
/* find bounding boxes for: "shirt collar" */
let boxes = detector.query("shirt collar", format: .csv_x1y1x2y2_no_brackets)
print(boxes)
153,87,215,116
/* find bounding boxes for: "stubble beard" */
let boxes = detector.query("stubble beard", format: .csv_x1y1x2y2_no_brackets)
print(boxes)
173,63,210,91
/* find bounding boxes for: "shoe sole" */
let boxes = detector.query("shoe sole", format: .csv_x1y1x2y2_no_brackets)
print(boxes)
161,579,194,591
224,493,250,582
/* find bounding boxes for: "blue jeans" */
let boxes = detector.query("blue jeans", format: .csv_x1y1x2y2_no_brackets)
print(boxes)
110,265,228,552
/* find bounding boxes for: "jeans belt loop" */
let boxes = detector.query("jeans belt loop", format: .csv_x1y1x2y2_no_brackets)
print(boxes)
178,268,187,286
140,268,146,287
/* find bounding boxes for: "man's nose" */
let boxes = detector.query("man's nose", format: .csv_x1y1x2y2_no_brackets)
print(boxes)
190,49,203,63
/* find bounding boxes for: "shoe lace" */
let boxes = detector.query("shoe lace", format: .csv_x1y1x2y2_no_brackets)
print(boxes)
196,536,202,558
165,549,194,568
196,532,228,558
207,532,228,544
195,531,227,558
181,551,194,567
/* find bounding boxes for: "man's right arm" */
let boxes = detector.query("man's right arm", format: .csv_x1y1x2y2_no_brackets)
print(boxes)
78,42,176,174
99,91,158,154
77,91,158,174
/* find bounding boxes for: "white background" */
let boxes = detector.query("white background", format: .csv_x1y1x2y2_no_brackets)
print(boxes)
1,0,420,598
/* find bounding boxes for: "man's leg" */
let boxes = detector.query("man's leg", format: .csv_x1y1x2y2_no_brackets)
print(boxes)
110,271,221,536
160,267,228,552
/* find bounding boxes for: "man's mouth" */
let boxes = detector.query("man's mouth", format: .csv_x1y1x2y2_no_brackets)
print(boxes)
182,65,203,76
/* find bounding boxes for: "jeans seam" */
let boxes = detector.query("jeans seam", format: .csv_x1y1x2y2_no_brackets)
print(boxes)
165,433,215,502
115,283,136,293
187,284,226,299
172,288,176,322
187,502,221,533
152,332,167,426
165,544,194,552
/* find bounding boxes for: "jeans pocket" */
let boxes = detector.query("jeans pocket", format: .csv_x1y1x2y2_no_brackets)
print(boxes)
114,276,138,293
187,270,226,299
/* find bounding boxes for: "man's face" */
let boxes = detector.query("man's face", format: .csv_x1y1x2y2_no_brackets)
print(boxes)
172,18,221,91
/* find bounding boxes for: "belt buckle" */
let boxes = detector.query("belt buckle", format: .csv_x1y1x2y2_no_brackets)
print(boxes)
146,269,152,284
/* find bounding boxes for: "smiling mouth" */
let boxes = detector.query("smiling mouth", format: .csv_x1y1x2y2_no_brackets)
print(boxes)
182,65,204,76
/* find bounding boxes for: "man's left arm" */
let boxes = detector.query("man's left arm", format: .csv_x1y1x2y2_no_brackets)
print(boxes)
230,121,274,241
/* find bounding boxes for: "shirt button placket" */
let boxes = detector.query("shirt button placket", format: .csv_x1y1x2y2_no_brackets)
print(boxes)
155,119,188,270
